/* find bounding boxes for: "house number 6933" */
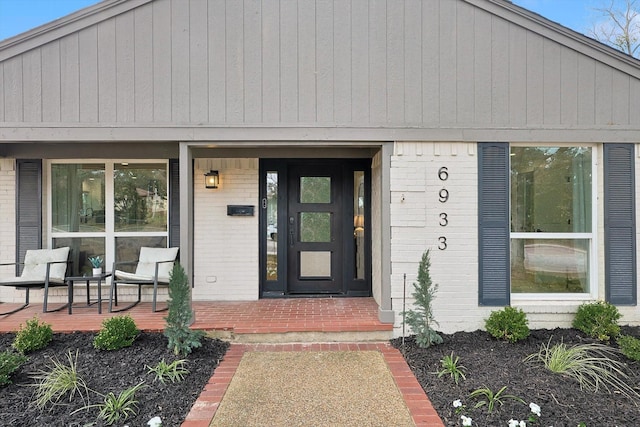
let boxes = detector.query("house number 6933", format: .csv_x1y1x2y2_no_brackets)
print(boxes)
438,167,448,250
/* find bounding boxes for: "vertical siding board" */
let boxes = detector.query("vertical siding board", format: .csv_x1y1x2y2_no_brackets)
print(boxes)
595,62,613,125
543,39,561,125
41,42,61,123
0,64,4,121
439,0,456,124
525,32,543,125
153,0,172,122
60,34,80,122
560,47,578,125
97,20,117,122
629,78,640,125
209,0,226,123
79,27,98,123
611,71,630,125
225,0,244,123
333,0,351,124
490,16,509,126
22,49,42,123
456,2,474,125
369,0,386,124
316,0,334,123
134,5,154,123
280,0,298,122
298,0,316,122
404,0,421,124
244,0,262,123
508,24,526,125
261,0,280,123
171,0,190,123
190,0,209,123
351,0,368,123
474,8,492,125
386,1,404,124
4,57,23,122
422,0,439,124
577,56,596,125
116,13,135,123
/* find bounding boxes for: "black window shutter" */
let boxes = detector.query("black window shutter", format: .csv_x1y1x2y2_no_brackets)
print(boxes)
604,144,636,305
478,143,510,306
16,159,42,275
168,159,180,248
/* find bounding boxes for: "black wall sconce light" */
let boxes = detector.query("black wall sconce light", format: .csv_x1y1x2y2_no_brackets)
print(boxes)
204,170,219,189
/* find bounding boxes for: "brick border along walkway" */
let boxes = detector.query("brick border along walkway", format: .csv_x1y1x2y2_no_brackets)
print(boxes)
181,342,444,427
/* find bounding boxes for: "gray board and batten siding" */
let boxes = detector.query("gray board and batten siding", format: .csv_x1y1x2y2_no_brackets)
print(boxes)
0,0,640,143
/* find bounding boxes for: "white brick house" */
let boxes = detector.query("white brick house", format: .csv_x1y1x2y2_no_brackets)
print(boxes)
1,0,639,336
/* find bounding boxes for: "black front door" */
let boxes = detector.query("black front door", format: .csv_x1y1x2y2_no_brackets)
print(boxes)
260,159,371,297
286,164,343,293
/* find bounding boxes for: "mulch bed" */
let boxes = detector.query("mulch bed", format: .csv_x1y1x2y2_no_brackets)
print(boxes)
391,326,640,427
0,332,229,426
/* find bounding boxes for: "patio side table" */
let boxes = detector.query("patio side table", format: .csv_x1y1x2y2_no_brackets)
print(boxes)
64,272,112,314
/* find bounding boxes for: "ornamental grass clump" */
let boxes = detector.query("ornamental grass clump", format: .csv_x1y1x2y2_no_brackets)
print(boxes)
12,316,53,354
524,339,640,401
572,301,621,342
484,306,530,343
436,352,467,385
402,250,443,348
93,315,139,351
31,350,89,410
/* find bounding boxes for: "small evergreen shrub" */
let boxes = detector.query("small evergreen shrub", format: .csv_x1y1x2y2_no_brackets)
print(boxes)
617,334,640,362
572,301,621,342
12,316,53,354
164,263,205,356
0,350,28,386
402,249,443,348
485,306,530,343
93,315,139,351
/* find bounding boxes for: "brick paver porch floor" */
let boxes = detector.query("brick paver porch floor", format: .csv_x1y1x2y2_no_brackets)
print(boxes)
0,297,443,426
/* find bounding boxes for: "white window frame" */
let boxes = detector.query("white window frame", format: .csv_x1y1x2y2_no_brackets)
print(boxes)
47,159,169,269
509,143,598,302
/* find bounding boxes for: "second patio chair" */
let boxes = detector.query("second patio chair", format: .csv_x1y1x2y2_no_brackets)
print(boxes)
109,247,179,312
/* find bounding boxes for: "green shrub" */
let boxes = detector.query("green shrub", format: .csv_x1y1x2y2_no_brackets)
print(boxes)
485,306,530,343
93,315,139,351
572,301,621,342
0,350,28,386
617,334,640,362
12,316,53,354
164,263,205,356
402,250,443,348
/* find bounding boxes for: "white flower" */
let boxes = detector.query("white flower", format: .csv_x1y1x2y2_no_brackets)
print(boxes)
508,420,520,427
519,421,526,427
461,415,473,426
453,399,463,408
529,402,541,417
147,416,162,427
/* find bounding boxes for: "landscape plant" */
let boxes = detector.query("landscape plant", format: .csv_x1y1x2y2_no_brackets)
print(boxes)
164,263,205,356
146,358,189,384
469,385,525,413
31,350,88,409
572,301,621,342
484,306,530,343
436,352,466,385
93,314,139,351
12,316,53,354
402,249,443,348
617,334,640,361
0,350,28,386
76,382,146,426
524,339,639,400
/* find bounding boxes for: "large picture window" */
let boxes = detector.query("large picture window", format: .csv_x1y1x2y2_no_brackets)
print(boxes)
50,161,168,276
510,147,594,295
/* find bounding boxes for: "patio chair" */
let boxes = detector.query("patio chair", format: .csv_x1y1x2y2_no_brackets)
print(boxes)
109,247,179,313
0,247,71,315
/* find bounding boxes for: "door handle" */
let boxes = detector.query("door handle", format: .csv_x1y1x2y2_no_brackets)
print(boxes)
289,216,295,246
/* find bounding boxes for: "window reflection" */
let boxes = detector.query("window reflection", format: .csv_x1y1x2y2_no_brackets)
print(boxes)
114,163,167,232
52,164,105,233
354,171,365,280
266,172,278,280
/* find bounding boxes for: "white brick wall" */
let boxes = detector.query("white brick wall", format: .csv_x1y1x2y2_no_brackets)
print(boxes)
0,159,18,302
193,159,259,301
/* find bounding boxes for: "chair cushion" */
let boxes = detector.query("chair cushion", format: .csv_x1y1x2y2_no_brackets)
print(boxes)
114,270,153,282
21,247,70,282
134,247,179,282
